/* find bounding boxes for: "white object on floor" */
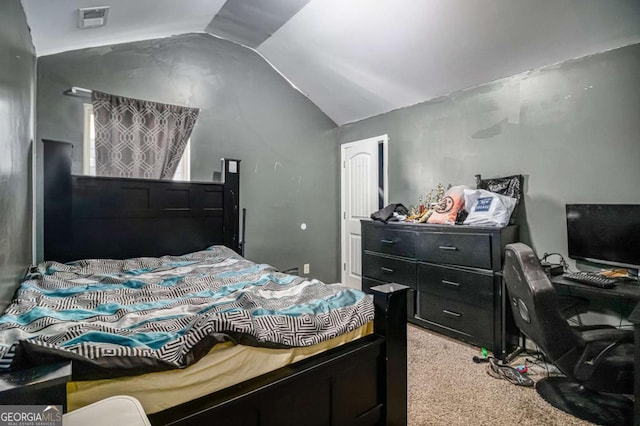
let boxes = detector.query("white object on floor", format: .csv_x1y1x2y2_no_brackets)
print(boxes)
63,395,150,426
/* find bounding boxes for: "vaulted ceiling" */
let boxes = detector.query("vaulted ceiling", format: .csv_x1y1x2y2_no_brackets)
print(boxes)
20,0,640,125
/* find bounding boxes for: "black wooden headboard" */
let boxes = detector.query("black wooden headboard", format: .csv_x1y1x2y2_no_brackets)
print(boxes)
43,140,240,262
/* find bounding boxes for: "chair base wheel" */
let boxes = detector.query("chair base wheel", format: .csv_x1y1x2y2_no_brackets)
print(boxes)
536,376,633,426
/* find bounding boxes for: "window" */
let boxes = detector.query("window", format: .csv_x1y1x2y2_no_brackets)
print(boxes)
173,138,190,181
83,103,96,175
83,103,190,180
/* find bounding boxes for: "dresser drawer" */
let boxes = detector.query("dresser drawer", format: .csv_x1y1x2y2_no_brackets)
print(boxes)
363,253,416,288
418,263,493,308
362,226,415,258
417,294,493,343
416,232,492,269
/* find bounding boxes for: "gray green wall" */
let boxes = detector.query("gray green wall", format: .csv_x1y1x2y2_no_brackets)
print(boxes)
0,0,36,310
338,43,640,268
36,33,340,282
32,32,640,290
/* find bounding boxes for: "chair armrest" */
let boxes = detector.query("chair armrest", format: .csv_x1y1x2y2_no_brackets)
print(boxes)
574,329,633,381
580,328,633,344
571,324,616,332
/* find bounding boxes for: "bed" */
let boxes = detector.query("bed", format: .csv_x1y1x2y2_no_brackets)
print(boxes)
0,140,408,425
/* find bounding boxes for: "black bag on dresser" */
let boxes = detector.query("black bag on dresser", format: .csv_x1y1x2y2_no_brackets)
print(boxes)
474,174,524,224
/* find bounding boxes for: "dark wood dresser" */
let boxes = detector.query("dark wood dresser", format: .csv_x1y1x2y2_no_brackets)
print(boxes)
361,220,519,359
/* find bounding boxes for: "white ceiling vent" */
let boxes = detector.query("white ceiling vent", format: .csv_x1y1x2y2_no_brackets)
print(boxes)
78,6,110,29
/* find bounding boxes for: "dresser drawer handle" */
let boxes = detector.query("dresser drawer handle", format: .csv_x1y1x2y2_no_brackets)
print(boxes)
443,309,462,318
438,246,458,252
441,279,460,288
380,267,395,274
380,239,395,245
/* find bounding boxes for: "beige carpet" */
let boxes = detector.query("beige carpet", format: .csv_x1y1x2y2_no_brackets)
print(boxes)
407,324,594,426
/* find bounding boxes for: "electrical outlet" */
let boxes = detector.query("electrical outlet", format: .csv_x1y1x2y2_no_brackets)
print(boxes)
303,264,310,274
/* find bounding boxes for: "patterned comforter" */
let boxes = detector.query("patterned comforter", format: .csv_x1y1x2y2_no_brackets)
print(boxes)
0,246,374,379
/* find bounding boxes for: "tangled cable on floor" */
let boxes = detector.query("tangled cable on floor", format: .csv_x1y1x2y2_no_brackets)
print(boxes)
486,357,534,387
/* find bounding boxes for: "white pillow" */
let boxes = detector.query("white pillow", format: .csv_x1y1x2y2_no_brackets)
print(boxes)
463,189,517,227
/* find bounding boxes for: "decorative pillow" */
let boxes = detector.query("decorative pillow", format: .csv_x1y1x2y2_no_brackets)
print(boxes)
427,185,468,225
463,189,517,227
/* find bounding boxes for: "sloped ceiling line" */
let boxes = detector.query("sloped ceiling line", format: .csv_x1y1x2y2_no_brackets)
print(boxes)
20,0,640,125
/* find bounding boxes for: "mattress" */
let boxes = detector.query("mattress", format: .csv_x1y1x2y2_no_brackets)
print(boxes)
67,321,373,414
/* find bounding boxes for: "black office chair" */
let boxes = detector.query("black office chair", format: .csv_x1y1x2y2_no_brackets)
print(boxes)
503,243,634,426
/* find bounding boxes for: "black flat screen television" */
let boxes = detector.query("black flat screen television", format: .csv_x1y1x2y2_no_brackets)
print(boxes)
566,204,640,270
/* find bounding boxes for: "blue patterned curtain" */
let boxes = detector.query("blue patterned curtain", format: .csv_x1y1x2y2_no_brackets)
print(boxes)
92,91,199,179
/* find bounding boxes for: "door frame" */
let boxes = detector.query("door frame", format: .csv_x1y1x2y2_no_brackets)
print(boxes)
340,134,389,287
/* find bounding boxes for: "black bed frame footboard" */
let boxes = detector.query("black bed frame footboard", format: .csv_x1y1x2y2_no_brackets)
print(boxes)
148,284,408,426
43,139,241,261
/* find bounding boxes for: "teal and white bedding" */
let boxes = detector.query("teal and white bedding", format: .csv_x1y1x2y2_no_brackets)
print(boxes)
0,246,374,379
